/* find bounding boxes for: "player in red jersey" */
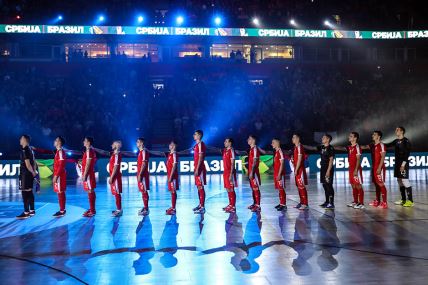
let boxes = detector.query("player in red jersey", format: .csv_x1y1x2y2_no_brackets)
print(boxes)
166,140,179,215
109,141,123,217
291,134,309,210
336,132,365,209
136,137,150,216
222,138,237,213
53,136,67,217
272,138,287,211
363,131,388,209
247,134,262,212
81,136,97,217
192,130,207,214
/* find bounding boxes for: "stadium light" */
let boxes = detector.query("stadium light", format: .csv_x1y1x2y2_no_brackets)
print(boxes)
98,15,105,23
137,16,144,23
214,16,222,26
324,20,331,27
16,15,21,20
290,19,296,26
57,15,63,21
252,17,260,26
176,15,184,25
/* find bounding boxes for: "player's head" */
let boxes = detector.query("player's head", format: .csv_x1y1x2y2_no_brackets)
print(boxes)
224,137,233,148
136,137,145,148
372,131,383,142
349,132,359,143
271,138,281,149
169,140,177,151
20,134,31,147
322,133,332,145
395,126,405,137
112,140,122,150
54,136,65,148
83,136,94,148
247,135,257,146
193,130,203,141
292,133,301,145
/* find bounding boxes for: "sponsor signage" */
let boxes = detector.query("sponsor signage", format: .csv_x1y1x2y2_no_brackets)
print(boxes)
1,24,427,39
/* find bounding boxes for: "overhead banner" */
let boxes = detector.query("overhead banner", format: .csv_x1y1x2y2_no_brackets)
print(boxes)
1,24,428,39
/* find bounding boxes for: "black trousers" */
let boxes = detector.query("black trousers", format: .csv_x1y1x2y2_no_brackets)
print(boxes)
21,190,35,212
321,166,335,204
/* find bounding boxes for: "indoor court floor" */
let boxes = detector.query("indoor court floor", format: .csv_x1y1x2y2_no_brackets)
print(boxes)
0,169,428,285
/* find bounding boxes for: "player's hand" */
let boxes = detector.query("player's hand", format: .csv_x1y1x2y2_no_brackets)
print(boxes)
53,175,58,183
229,176,233,183
400,165,405,172
353,171,358,177
376,168,381,175
108,177,112,184
276,175,281,181
249,173,253,180
326,170,331,178
168,177,172,183
137,174,141,182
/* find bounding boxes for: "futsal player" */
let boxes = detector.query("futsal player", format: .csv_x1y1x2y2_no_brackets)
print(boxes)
303,134,335,209
192,130,207,214
109,141,123,217
271,138,287,211
247,134,262,212
53,136,67,217
136,137,150,216
336,132,365,209
166,140,179,215
386,127,413,207
291,134,309,210
81,136,97,217
222,138,237,213
16,135,38,219
362,131,388,209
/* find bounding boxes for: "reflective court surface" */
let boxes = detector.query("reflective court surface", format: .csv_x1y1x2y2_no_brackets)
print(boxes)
0,170,428,285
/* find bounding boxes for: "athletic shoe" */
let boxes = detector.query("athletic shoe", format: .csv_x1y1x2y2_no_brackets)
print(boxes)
193,205,201,211
394,200,404,205
223,205,231,211
82,209,91,217
16,212,30,219
347,202,357,207
83,211,96,217
369,200,380,207
139,208,149,216
247,204,255,209
299,204,309,211
225,206,236,213
166,208,176,215
112,210,123,217
353,204,365,209
277,205,287,211
53,210,66,218
325,203,335,210
379,201,388,209
294,203,302,209
194,207,206,214
319,202,328,208
251,205,261,212
403,201,414,207
29,210,36,216
274,204,281,209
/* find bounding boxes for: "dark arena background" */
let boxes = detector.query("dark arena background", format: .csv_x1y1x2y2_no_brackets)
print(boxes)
1,1,428,284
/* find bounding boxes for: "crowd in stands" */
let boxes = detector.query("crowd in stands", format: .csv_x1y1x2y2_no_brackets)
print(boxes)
0,62,427,157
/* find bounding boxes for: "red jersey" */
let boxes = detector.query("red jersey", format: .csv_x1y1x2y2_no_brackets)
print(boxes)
293,144,305,167
109,152,122,178
53,148,66,176
193,141,206,173
167,151,179,180
137,148,149,175
274,148,286,177
248,146,260,173
222,147,236,175
373,142,386,169
81,147,96,176
347,144,362,170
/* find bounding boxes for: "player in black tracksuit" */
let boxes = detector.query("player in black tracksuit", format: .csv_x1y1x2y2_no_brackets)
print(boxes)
385,127,413,207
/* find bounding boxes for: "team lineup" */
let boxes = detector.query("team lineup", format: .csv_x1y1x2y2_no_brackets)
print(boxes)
15,126,413,220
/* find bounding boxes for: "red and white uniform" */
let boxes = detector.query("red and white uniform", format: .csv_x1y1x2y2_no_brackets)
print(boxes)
274,148,286,190
167,151,179,191
53,148,67,193
137,148,150,191
109,151,122,195
222,147,237,189
347,144,363,185
372,142,386,184
293,144,308,188
82,147,97,190
248,146,261,189
193,141,207,187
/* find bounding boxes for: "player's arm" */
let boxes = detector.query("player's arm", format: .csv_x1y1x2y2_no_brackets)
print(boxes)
377,147,386,174
401,139,411,172
195,147,203,175
258,147,273,155
230,151,236,181
278,156,285,181
302,144,317,151
169,153,178,182
295,153,303,174
334,145,347,151
354,151,361,177
63,148,83,156
110,154,119,183
384,139,396,150
360,145,370,150
121,150,138,157
235,149,248,155
93,147,110,156
148,149,167,157
83,152,91,181
177,148,192,155
206,145,222,154
53,150,66,183
32,146,55,155
326,156,334,179
25,159,37,177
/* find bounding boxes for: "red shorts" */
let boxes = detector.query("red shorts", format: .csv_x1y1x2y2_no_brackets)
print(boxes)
373,171,385,185
223,171,237,189
294,173,305,189
137,174,150,192
83,174,96,191
349,170,362,186
168,178,179,191
249,172,261,189
194,170,207,187
110,176,122,195
274,175,286,190
53,173,67,193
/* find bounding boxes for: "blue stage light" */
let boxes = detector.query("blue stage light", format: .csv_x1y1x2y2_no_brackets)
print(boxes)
137,16,144,23
98,15,105,23
176,16,184,25
57,15,63,21
214,16,222,26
